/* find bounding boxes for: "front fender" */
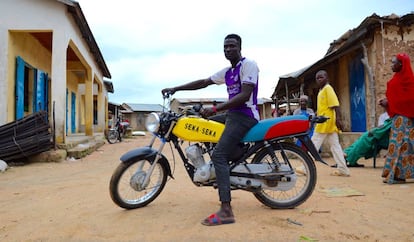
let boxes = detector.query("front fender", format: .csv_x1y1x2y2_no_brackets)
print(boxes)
120,146,173,178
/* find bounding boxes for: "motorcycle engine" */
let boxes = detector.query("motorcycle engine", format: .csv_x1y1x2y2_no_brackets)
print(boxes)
193,162,216,182
185,144,205,168
186,144,216,183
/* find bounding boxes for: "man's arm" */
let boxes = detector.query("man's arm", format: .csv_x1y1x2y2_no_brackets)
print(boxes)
307,108,315,117
333,106,344,131
293,109,300,115
161,78,214,96
201,83,255,117
216,83,254,111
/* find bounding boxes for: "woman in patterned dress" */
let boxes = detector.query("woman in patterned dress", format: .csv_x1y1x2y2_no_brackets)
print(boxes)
379,53,414,184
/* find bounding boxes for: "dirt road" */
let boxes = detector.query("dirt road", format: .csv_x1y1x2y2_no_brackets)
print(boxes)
0,136,413,242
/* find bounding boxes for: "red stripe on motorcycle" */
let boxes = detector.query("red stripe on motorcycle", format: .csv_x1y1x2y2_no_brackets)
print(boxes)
264,120,309,139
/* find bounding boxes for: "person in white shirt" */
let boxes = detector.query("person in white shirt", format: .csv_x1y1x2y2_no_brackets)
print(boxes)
378,110,390,126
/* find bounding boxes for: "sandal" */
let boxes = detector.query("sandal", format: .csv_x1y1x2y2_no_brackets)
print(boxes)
201,213,235,226
330,170,350,177
383,178,406,184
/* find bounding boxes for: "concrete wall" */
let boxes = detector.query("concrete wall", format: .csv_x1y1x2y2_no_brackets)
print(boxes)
0,0,109,144
6,32,52,120
320,23,414,157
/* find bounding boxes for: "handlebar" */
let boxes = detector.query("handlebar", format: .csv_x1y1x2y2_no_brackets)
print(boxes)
181,103,204,116
163,92,173,100
162,92,207,116
310,115,329,124
306,115,329,131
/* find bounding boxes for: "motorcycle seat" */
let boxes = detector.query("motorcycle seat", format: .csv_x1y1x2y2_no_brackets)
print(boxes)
241,115,309,142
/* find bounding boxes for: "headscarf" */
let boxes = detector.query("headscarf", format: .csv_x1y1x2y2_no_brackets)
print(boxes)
386,53,414,118
299,95,309,101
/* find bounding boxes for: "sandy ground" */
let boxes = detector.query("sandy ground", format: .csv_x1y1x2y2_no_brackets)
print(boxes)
0,135,413,242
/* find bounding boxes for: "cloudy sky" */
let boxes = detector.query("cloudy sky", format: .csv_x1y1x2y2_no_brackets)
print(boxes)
77,0,411,105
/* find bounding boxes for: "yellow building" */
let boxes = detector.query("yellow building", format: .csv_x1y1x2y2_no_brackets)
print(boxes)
0,0,112,146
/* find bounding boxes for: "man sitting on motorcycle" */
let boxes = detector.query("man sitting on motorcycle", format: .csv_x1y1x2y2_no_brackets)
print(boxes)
161,33,259,226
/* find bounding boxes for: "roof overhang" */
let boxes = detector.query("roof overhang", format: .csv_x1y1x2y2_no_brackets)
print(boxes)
104,80,114,93
272,13,414,100
58,0,111,79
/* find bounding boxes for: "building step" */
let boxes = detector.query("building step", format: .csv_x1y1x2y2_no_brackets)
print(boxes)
66,139,105,159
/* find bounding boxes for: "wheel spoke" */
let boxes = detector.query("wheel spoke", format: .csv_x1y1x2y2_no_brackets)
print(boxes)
253,142,316,208
110,159,167,209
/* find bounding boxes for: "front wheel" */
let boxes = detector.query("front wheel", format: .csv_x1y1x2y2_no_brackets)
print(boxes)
253,142,317,209
109,159,168,209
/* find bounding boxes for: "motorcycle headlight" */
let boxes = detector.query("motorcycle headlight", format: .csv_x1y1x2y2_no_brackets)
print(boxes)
145,112,160,133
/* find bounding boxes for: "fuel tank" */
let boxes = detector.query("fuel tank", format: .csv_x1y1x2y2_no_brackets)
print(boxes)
172,117,224,142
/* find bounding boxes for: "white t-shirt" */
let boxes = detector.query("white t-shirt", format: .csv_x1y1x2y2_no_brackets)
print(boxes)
210,58,259,86
210,58,260,120
378,112,390,126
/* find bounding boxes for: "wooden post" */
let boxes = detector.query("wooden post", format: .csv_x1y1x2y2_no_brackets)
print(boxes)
285,80,291,114
361,42,376,129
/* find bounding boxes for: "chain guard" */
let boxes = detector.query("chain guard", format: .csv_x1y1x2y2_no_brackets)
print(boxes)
230,164,297,191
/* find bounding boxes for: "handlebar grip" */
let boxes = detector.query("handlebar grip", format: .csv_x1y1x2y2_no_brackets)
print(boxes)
163,91,173,99
312,116,329,123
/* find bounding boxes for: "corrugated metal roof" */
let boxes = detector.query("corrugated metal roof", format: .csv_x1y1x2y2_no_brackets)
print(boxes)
174,97,273,105
174,98,228,103
273,12,414,99
124,103,164,112
108,101,121,106
278,65,313,80
103,80,114,93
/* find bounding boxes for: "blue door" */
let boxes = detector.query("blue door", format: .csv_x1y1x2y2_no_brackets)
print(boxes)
66,89,68,134
15,56,49,120
71,92,76,133
15,57,25,119
34,70,48,112
349,54,367,132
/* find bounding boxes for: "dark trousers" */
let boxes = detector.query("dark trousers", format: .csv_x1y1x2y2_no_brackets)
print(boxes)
210,112,258,202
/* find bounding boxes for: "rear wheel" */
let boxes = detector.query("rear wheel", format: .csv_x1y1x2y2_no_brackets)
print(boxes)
253,142,317,209
109,159,168,209
107,129,119,144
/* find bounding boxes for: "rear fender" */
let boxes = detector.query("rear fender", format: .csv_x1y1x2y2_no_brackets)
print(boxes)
120,147,173,178
297,135,328,165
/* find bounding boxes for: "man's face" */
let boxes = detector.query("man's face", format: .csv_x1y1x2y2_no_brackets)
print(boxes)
224,38,240,61
391,56,402,73
299,99,307,109
315,71,328,88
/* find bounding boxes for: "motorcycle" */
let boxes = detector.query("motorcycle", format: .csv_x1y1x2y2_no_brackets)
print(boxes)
107,118,126,144
109,93,328,210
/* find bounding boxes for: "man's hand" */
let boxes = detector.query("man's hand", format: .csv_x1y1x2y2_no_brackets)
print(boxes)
200,107,216,118
336,119,344,131
378,98,388,107
161,88,176,97
333,106,344,131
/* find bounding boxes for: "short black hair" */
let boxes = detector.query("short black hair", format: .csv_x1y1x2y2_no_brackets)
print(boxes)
225,34,242,48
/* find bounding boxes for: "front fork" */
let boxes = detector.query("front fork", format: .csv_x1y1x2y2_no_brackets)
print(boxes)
140,140,167,188
140,124,176,187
